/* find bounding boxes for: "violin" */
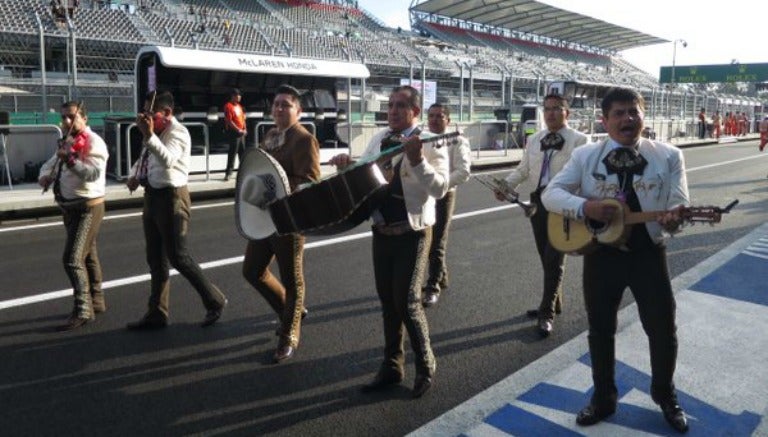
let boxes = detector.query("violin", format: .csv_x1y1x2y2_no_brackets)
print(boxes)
42,101,88,194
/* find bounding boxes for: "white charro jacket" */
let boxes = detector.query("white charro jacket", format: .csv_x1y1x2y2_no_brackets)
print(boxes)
130,116,191,188
38,126,108,201
361,125,450,230
504,125,588,198
440,133,471,191
541,137,690,243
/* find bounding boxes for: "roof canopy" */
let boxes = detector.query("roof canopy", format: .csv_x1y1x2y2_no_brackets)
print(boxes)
136,46,370,79
411,0,667,52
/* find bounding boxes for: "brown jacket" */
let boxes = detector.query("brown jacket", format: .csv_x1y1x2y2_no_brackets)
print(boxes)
261,123,321,190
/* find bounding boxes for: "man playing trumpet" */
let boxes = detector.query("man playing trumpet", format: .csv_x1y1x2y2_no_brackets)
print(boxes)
494,93,587,338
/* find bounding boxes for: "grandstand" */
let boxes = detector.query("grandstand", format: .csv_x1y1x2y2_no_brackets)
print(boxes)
0,0,763,129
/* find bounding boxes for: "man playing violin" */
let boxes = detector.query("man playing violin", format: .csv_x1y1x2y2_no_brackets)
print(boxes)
38,101,109,331
242,84,320,363
330,85,449,398
125,90,228,330
542,87,690,433
495,93,588,337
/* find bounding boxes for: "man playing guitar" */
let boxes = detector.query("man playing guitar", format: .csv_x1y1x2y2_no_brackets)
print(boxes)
542,87,690,433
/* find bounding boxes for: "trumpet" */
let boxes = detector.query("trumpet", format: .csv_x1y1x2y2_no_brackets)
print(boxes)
474,175,537,217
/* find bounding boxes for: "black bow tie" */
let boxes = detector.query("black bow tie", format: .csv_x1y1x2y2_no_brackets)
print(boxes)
540,132,565,151
602,147,647,176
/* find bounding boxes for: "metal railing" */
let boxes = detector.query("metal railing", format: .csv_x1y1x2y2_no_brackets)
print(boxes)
0,124,63,189
122,121,211,181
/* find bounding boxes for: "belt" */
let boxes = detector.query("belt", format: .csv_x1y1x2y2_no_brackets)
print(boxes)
58,196,105,209
145,184,186,193
372,221,414,236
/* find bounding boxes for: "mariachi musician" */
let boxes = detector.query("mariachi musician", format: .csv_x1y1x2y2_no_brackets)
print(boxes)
542,87,690,432
330,85,449,398
125,90,228,331
241,84,320,363
496,93,588,338
38,101,109,331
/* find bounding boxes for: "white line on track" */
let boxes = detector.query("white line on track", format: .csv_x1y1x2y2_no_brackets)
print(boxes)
0,203,515,310
0,201,234,233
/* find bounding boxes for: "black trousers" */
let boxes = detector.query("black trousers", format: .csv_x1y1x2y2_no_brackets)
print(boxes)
142,185,226,317
583,244,678,408
529,190,565,319
372,227,435,378
225,130,246,177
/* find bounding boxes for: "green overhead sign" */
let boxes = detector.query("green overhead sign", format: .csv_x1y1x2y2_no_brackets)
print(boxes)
659,63,768,84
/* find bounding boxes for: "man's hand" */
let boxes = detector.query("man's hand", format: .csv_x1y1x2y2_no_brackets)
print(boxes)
55,147,70,160
39,175,52,189
402,135,423,166
494,189,506,202
494,188,518,202
329,153,353,170
126,176,140,193
658,205,684,233
136,112,153,139
583,199,619,223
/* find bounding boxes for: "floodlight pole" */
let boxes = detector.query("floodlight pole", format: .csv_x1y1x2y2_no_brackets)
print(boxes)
35,12,48,123
670,39,686,87
506,67,514,113
467,62,474,121
66,14,78,100
456,61,464,121
417,56,425,120
357,50,366,122
668,39,686,122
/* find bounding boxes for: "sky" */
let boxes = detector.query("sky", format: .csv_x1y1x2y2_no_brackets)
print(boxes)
356,0,766,79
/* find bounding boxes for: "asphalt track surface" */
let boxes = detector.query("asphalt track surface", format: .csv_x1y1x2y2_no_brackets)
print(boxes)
1,139,766,436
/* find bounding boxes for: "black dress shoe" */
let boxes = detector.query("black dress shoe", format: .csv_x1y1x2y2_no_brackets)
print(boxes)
273,345,295,363
575,404,615,426
360,371,403,393
57,316,94,332
661,401,689,433
126,315,168,330
422,291,439,307
537,318,553,338
412,375,433,398
202,298,227,327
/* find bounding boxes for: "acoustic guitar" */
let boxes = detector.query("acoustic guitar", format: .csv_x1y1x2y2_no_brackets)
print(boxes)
547,198,738,254
269,131,461,236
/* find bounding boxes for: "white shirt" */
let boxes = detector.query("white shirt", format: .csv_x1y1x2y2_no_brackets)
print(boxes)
38,126,108,201
131,116,190,188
